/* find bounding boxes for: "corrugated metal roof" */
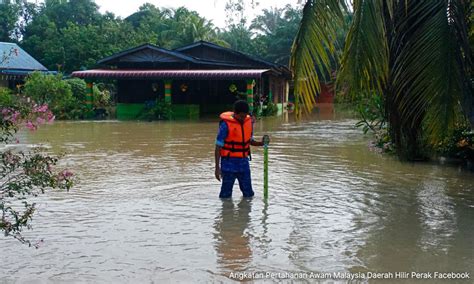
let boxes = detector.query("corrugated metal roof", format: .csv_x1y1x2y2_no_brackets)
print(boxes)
71,69,272,79
0,42,48,71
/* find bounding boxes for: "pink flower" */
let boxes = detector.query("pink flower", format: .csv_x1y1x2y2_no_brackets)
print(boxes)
36,117,46,124
34,104,49,113
47,113,55,123
25,121,37,131
61,170,73,178
11,111,20,123
57,169,73,181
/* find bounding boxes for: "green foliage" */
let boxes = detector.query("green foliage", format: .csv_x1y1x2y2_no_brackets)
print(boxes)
290,0,345,114
0,0,37,41
432,122,474,160
262,102,278,117
20,0,156,73
354,92,386,135
92,84,113,111
250,5,302,65
139,98,173,121
23,72,81,119
157,7,223,49
23,72,71,105
65,78,87,102
220,25,261,55
0,0,20,41
41,0,102,29
0,88,13,106
291,0,473,161
7,0,301,74
220,3,303,64
22,76,113,120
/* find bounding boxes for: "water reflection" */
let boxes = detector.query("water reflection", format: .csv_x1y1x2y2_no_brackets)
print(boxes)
214,198,253,274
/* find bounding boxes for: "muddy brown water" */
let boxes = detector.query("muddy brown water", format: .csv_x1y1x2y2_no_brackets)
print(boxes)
1,107,473,283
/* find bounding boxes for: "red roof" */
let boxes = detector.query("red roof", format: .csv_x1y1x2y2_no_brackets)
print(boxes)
71,69,272,79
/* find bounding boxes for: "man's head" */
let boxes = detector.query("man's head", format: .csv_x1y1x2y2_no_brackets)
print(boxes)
233,100,249,122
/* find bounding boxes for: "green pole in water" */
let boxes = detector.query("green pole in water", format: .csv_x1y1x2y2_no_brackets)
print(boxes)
263,135,270,199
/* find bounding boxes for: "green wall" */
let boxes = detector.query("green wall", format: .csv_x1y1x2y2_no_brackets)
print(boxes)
116,103,145,120
171,105,200,120
277,103,284,115
116,103,200,120
116,103,286,120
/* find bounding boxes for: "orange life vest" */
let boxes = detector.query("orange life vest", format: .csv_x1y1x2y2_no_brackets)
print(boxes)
219,111,252,158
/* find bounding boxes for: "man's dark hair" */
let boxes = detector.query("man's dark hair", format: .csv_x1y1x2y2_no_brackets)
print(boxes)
234,100,249,114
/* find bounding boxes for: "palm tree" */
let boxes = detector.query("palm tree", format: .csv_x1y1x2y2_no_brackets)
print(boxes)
158,7,224,49
251,7,284,35
291,0,473,160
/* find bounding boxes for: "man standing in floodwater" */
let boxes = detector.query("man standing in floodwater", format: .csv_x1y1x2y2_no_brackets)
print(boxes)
214,100,267,198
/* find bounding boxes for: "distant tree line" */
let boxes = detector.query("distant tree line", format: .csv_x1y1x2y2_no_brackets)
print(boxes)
0,0,302,73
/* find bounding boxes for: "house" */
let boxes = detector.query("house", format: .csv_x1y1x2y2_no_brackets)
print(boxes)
71,41,291,119
0,42,49,89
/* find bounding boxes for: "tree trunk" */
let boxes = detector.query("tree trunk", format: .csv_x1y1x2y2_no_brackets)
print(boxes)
462,89,474,129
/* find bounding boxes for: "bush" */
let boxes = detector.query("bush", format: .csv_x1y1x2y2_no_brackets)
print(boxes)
139,98,172,120
262,101,278,116
23,72,79,119
432,122,474,160
93,85,112,109
64,79,114,119
0,88,13,106
65,78,88,102
355,92,386,134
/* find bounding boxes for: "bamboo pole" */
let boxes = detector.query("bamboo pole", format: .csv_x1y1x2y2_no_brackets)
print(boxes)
263,135,270,199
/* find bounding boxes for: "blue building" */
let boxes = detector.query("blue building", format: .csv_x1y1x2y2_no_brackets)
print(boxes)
0,42,49,89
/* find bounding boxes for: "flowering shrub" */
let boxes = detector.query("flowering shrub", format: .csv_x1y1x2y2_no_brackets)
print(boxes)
1,98,73,247
23,72,78,120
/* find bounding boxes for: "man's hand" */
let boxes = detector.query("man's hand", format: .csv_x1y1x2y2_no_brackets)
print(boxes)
250,135,270,147
215,145,221,181
215,166,221,181
262,135,270,145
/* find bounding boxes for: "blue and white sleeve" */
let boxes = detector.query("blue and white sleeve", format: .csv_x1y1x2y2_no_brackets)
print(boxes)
215,121,228,147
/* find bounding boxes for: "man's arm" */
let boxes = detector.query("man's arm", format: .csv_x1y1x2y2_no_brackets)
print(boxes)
250,140,264,146
215,145,221,181
215,121,227,182
250,134,269,147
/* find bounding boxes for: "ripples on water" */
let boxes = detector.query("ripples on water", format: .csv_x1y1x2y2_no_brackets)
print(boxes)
1,109,473,283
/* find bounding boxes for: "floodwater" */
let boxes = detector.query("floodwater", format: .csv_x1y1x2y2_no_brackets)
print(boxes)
1,106,473,283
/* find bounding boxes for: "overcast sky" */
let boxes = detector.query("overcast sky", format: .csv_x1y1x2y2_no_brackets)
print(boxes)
92,0,304,28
